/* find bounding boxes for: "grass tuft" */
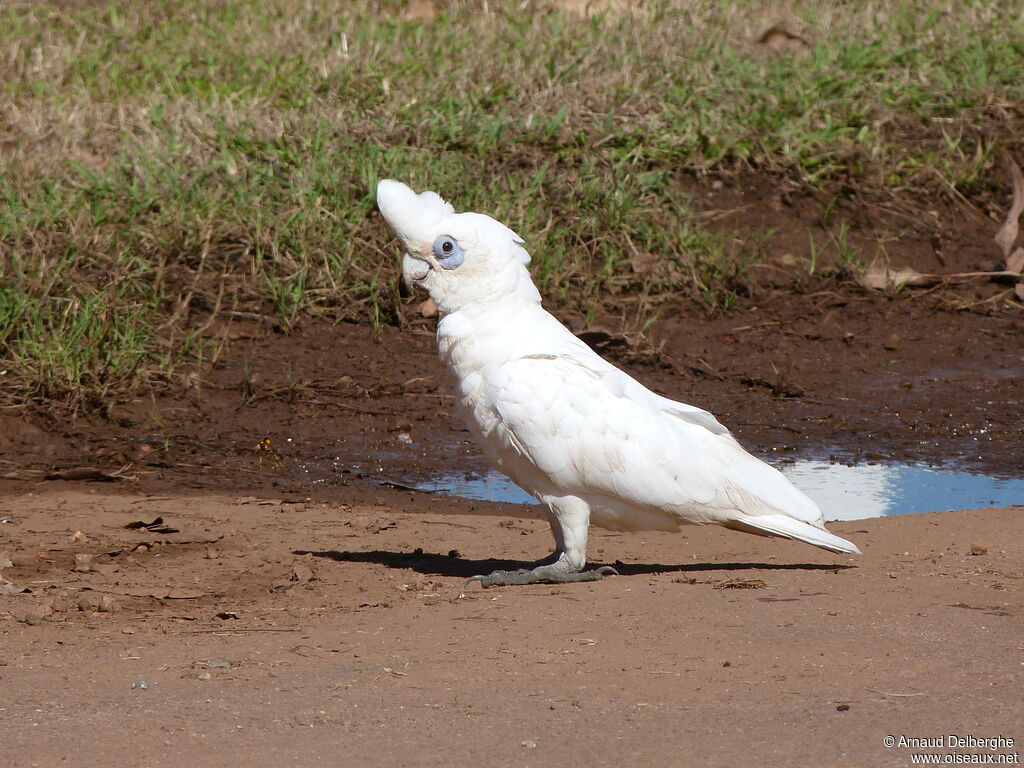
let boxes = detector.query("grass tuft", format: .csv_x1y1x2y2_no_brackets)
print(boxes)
2,0,1022,407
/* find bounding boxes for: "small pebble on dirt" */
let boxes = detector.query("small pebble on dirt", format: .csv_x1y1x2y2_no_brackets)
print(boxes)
969,542,988,556
521,740,537,750
836,704,850,712
78,594,101,612
132,679,148,690
19,604,54,625
98,595,119,612
73,553,93,573
198,659,233,669
1,579,27,595
48,597,69,613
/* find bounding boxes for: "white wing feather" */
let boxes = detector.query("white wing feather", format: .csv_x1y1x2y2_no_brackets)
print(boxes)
487,353,860,553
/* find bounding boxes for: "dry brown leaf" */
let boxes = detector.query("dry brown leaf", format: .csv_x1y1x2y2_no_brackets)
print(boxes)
994,154,1024,258
858,265,941,290
418,297,437,318
757,24,810,52
45,465,130,481
70,146,107,170
555,0,645,20
629,250,661,275
403,0,436,22
628,249,683,283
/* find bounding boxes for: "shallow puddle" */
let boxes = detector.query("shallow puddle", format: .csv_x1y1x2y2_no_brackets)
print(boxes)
413,460,1024,521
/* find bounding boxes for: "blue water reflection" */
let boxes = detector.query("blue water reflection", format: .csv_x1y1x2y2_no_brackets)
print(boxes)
780,461,1024,521
416,472,538,507
415,461,1024,521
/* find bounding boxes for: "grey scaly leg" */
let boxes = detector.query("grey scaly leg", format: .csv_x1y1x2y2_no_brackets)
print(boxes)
466,496,618,588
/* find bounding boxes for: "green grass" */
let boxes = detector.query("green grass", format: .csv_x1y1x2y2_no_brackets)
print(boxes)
1,0,1022,408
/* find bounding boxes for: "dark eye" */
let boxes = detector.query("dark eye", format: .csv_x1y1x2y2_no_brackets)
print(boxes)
432,235,465,270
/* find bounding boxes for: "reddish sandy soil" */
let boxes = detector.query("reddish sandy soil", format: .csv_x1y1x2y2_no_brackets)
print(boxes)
2,186,1024,766
0,490,1021,767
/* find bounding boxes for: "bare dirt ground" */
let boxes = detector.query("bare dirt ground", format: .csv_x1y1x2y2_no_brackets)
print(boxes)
2,185,1024,766
1,490,1021,768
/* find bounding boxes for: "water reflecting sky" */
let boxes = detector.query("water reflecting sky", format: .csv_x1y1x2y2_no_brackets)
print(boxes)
780,461,1024,521
416,461,1024,521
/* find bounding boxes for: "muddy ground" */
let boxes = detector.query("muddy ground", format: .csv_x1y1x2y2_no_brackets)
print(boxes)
2,189,1024,766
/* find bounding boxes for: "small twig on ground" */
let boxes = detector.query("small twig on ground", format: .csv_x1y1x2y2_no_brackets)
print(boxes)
182,627,303,633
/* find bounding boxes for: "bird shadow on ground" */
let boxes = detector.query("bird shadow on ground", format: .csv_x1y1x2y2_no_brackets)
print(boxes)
296,548,854,579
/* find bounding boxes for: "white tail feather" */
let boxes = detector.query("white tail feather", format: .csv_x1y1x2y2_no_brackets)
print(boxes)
725,514,861,554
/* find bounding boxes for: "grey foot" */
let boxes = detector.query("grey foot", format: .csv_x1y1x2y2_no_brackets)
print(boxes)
465,564,618,589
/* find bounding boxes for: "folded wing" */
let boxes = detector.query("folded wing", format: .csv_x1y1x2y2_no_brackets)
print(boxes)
488,353,860,553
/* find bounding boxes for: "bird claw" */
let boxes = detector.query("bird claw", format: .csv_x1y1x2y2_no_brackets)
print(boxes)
464,564,618,589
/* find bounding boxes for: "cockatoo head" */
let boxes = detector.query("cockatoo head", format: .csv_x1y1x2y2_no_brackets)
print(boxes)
376,179,541,315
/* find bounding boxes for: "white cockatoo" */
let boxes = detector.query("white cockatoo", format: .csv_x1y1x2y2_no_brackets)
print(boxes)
376,180,860,586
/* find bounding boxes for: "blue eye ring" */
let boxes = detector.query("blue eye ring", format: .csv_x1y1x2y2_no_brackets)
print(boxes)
432,235,464,270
